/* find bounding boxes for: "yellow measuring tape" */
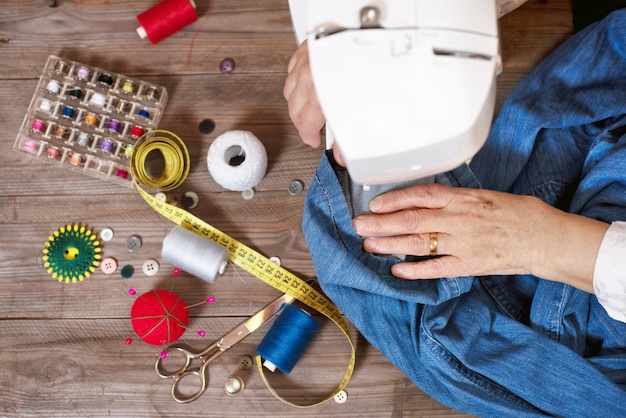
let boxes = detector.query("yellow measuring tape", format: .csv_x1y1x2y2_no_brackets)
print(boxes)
130,130,190,191
131,131,355,407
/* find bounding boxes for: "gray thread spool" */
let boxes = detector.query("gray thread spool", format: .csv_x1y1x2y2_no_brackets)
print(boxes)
161,226,228,283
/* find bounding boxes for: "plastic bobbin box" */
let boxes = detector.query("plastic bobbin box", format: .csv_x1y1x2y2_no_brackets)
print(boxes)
13,55,168,187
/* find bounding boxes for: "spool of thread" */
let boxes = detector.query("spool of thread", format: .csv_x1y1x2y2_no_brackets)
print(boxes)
84,113,98,126
256,304,321,374
69,152,83,166
89,92,106,108
67,87,82,99
108,119,121,132
54,126,66,138
136,0,198,45
161,226,229,283
77,132,91,146
115,100,130,113
98,73,114,86
207,130,268,191
117,168,129,179
144,86,161,101
131,125,144,138
22,139,39,154
137,108,151,119
124,144,135,158
62,106,75,119
46,146,61,160
32,119,45,132
46,80,61,94
39,99,52,112
76,66,91,81
100,138,114,153
122,80,135,94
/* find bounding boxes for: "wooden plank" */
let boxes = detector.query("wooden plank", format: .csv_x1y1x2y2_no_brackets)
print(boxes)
0,318,461,417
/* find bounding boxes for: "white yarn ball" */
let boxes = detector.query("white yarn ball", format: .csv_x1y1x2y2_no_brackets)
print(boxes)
207,130,268,191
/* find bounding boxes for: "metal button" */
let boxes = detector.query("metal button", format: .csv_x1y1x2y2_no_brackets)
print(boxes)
142,259,159,276
100,257,118,275
288,179,304,195
224,375,245,396
125,235,142,252
100,227,114,242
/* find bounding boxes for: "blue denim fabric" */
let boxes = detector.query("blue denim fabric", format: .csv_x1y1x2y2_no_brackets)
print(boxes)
302,9,626,417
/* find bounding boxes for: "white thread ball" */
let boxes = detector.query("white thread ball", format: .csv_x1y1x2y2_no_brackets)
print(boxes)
207,130,268,191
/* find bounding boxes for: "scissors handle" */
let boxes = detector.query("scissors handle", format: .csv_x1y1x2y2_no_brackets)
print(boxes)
155,345,199,379
170,368,208,403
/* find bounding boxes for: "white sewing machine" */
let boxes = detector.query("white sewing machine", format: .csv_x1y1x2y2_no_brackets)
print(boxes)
288,0,501,185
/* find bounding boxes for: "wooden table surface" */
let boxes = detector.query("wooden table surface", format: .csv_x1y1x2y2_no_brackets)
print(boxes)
0,1,573,417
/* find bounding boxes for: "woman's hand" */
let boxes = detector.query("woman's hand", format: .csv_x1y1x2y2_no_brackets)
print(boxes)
283,41,326,148
352,183,608,293
282,42,349,166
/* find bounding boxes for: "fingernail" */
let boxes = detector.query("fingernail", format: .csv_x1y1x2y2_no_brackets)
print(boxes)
369,197,383,212
352,218,364,234
362,238,377,252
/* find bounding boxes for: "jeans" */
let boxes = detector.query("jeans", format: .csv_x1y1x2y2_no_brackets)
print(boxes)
302,9,626,417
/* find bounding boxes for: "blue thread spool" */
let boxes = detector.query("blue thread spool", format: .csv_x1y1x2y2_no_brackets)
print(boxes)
137,108,150,119
62,106,75,119
256,303,321,373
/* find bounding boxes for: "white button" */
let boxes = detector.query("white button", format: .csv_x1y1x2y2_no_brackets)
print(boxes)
101,257,118,275
241,189,254,200
269,256,281,266
100,227,114,242
334,390,348,404
142,259,159,276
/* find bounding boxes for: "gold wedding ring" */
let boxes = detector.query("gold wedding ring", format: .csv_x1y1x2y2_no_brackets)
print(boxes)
429,232,438,257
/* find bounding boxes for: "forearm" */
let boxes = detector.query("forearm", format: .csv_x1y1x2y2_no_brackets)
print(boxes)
529,201,609,293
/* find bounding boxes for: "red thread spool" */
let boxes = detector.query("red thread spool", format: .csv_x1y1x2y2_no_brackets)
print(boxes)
131,289,189,345
136,0,198,45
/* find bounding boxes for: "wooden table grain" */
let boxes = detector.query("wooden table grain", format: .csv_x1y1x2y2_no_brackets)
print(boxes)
0,1,573,417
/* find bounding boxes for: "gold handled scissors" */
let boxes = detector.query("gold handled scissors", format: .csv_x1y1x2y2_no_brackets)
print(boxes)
155,292,295,403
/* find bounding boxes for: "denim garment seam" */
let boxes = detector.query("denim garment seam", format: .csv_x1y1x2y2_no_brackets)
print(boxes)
479,276,530,321
420,309,546,416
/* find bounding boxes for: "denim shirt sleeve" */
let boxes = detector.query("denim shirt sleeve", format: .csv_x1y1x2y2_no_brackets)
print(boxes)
594,222,626,322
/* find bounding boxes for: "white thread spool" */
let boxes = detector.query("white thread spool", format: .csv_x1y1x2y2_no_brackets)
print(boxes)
161,226,229,283
207,130,268,191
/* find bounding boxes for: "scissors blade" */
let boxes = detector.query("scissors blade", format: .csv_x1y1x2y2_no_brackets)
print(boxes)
218,292,295,350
